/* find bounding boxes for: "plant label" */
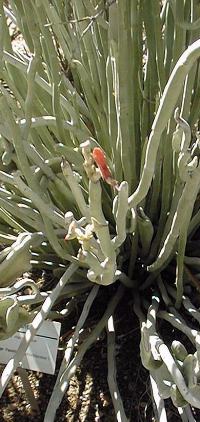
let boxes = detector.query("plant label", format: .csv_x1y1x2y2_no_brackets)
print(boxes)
0,320,61,374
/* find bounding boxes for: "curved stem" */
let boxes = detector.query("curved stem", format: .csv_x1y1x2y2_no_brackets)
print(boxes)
128,39,200,208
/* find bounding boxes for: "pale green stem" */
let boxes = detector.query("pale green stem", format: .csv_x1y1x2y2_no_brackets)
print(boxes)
128,39,200,208
2,51,91,138
13,173,65,228
107,315,128,422
182,297,200,326
45,285,99,418
158,342,200,408
89,180,115,259
158,311,197,345
33,0,65,142
117,0,136,188
61,159,90,220
164,2,174,78
151,0,166,93
43,217,77,263
150,374,167,422
137,207,154,257
44,285,124,422
148,166,200,272
0,198,43,231
171,0,186,71
169,0,200,30
112,181,129,249
175,227,187,309
0,207,26,232
17,367,39,414
0,95,36,191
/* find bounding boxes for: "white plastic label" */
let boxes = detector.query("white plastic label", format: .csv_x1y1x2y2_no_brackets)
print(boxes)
0,320,61,374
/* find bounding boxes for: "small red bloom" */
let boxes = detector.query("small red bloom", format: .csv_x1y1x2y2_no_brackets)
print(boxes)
92,147,112,180
92,147,119,189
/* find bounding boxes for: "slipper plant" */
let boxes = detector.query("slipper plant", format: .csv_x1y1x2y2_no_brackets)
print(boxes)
1,0,200,420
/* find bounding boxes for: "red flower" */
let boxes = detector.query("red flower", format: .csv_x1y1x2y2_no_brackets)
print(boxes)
92,147,118,189
92,147,112,180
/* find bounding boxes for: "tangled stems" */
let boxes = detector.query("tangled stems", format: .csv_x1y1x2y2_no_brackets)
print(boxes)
1,1,200,420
